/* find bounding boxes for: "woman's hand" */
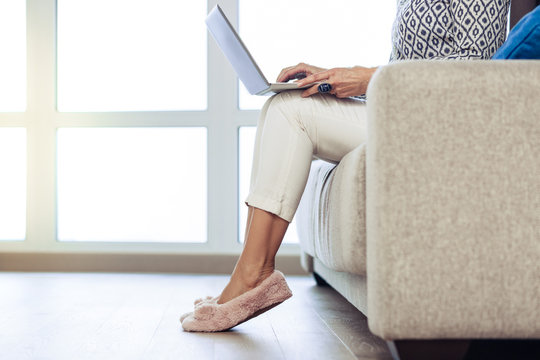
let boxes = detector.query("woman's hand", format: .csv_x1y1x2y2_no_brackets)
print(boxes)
296,66,378,98
277,63,327,83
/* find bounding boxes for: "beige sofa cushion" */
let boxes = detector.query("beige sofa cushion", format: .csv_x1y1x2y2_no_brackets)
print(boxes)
296,145,367,275
366,60,540,339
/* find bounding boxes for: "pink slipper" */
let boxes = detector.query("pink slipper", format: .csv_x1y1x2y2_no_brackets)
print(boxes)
179,296,218,323
181,270,292,332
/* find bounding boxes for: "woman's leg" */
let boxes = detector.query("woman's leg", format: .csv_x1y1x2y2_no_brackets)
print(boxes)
219,91,367,304
218,207,288,303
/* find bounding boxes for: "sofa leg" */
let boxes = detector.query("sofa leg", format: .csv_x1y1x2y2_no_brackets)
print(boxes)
387,340,471,360
313,272,329,286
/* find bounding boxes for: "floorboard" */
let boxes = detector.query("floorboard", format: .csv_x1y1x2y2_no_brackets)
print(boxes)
0,272,393,360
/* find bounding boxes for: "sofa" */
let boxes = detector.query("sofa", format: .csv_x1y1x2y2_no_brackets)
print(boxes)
296,58,540,359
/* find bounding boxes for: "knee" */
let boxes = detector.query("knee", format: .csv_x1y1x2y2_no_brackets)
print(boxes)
270,90,305,110
258,92,301,124
266,91,311,130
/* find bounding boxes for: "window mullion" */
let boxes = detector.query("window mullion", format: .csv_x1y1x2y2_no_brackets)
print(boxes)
206,0,243,253
24,0,57,251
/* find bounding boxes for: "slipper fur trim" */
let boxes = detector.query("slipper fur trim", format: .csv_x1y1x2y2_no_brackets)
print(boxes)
181,270,292,332
194,296,214,305
179,311,193,323
179,296,218,322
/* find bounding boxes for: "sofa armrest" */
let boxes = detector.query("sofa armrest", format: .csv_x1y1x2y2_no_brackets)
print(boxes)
365,60,540,339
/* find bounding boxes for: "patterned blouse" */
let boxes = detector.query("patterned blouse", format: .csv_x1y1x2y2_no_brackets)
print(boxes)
390,0,511,61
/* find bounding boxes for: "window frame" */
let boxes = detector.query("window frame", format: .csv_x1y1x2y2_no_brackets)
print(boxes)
0,0,299,256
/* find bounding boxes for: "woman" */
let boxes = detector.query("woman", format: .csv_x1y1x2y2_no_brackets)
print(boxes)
181,0,510,332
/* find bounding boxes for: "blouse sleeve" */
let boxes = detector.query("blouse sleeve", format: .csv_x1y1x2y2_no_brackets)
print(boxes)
434,0,510,60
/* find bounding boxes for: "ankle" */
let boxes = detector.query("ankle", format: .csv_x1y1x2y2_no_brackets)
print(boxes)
233,261,274,287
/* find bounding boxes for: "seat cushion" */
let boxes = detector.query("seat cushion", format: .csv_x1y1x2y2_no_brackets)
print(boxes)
296,145,367,275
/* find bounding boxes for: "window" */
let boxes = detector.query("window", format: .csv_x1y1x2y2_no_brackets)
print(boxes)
57,128,207,242
57,0,207,111
54,0,208,245
0,0,26,241
0,129,26,241
0,0,26,112
0,0,395,257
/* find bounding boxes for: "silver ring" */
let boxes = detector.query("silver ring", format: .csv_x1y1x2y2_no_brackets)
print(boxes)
317,83,332,93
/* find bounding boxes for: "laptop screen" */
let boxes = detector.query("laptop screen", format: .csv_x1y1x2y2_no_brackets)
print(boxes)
206,5,269,95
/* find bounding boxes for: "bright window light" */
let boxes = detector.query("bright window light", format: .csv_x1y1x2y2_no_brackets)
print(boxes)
239,126,298,244
0,128,26,240
239,0,397,110
57,128,207,242
57,0,207,112
0,0,26,112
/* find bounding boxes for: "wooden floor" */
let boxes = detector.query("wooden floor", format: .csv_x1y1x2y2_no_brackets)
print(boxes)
0,272,393,360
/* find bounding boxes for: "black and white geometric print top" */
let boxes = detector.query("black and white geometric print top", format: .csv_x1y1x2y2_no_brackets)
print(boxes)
390,0,511,61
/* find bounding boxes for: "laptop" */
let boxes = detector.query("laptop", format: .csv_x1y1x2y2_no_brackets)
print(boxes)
206,5,314,96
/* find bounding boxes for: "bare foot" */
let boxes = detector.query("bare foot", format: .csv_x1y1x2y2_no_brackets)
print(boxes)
218,263,274,304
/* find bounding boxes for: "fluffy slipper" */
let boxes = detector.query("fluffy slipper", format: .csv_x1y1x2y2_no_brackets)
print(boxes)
195,295,215,305
181,270,292,332
179,296,219,322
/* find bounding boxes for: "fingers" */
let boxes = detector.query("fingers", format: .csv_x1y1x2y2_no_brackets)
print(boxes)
296,68,332,97
297,66,376,98
301,82,338,98
295,70,332,88
277,66,298,82
277,63,318,82
298,69,334,98
277,63,306,82
301,84,321,98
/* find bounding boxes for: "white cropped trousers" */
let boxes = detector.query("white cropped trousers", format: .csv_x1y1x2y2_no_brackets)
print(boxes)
245,90,368,222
